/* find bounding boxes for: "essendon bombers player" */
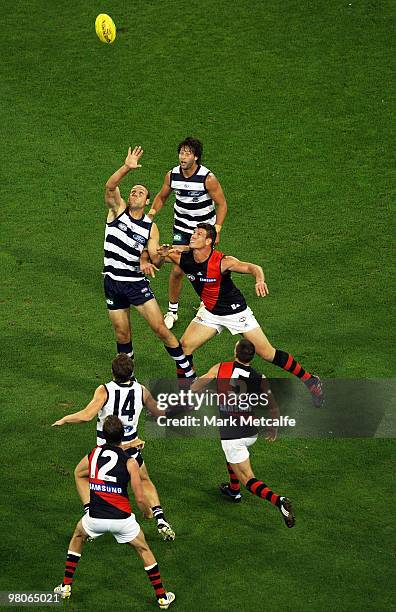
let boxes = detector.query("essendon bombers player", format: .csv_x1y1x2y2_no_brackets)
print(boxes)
54,416,175,609
157,223,323,406
192,339,295,528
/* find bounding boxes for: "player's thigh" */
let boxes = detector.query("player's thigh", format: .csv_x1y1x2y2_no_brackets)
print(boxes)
128,527,150,551
181,321,218,353
108,308,131,333
74,518,89,538
243,327,275,360
135,298,164,326
135,299,175,342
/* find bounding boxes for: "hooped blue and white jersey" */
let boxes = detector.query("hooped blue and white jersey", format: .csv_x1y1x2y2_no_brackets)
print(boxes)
170,164,216,234
103,210,152,282
97,380,144,445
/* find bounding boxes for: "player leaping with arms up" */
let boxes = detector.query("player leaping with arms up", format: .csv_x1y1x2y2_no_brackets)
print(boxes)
53,416,175,609
52,354,175,541
155,223,323,406
102,145,195,381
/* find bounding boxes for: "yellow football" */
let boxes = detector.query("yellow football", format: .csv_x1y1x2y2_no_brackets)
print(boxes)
95,14,116,44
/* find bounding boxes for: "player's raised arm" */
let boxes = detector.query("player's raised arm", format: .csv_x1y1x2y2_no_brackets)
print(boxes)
205,173,228,242
105,146,144,220
191,364,221,393
221,256,269,297
51,385,107,426
148,171,172,219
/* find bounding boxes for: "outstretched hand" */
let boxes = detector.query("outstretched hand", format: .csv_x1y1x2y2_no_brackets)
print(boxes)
125,145,143,169
51,419,65,426
255,281,269,297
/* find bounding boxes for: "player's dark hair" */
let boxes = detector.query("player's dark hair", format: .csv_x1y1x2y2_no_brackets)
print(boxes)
236,339,256,363
102,415,124,445
177,137,203,163
197,222,217,248
112,353,134,383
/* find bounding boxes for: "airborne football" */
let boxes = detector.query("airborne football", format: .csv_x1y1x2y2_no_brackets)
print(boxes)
95,13,116,44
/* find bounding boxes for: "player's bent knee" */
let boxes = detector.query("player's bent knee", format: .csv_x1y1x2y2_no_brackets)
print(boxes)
114,329,130,343
180,338,191,354
171,266,184,279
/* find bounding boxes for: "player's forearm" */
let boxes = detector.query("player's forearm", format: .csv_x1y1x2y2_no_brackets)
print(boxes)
106,164,131,190
61,412,92,424
215,201,228,228
148,194,166,217
75,474,90,504
249,263,265,283
191,377,211,393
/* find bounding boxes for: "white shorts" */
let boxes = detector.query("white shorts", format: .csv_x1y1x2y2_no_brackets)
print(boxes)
193,306,260,335
221,435,258,464
82,513,140,544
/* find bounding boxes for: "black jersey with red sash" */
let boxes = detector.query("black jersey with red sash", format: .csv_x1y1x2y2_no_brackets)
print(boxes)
217,361,262,439
88,444,132,519
179,250,247,315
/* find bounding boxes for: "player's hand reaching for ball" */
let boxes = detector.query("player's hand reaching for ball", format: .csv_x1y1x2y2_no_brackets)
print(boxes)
255,280,269,297
124,145,143,169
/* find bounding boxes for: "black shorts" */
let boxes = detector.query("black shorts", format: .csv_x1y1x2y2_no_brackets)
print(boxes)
104,275,155,310
172,227,191,246
124,447,144,467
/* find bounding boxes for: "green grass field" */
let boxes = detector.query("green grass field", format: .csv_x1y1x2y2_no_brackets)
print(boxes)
0,1,394,610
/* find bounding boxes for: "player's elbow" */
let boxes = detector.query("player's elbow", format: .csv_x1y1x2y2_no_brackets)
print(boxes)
81,412,94,422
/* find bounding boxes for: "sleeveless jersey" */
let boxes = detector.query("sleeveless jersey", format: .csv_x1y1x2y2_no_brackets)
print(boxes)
88,444,132,519
170,164,216,234
217,361,263,440
103,210,152,282
97,380,144,446
179,250,247,315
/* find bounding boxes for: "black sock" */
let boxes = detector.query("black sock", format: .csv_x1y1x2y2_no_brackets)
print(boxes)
152,505,167,524
117,341,134,359
145,563,166,600
227,463,241,493
63,550,81,586
168,302,179,314
245,477,281,507
165,344,196,379
272,349,312,381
